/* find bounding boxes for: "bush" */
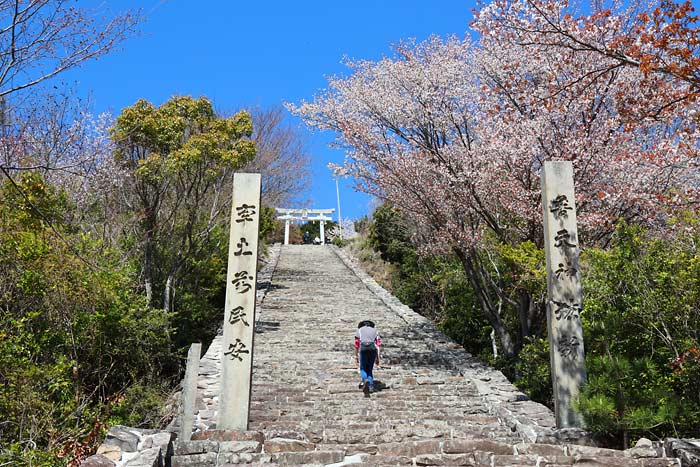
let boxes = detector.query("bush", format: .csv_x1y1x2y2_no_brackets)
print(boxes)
577,221,700,446
0,175,175,464
514,336,553,409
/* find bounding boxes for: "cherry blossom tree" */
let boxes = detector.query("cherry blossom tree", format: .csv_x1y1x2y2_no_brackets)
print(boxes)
291,1,700,357
291,37,525,354
111,96,255,311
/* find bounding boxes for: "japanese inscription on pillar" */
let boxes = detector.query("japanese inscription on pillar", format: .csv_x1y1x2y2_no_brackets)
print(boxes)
218,173,261,431
541,161,587,428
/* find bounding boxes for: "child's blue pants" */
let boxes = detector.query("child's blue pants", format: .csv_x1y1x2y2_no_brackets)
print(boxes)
359,349,377,386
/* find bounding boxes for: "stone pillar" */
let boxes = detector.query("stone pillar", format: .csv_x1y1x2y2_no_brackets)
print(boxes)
218,173,261,431
320,221,325,244
180,342,201,441
541,161,587,428
284,220,290,245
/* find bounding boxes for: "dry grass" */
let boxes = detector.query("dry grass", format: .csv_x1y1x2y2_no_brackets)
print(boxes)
343,238,397,293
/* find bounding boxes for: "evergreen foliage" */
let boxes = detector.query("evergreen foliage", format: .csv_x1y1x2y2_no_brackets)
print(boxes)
0,174,175,466
577,221,700,445
299,220,338,242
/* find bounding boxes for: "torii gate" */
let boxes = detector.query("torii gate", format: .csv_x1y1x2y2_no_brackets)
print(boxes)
276,208,335,245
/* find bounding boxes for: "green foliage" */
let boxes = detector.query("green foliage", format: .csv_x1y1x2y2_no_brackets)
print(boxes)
492,239,546,299
112,96,255,172
576,355,680,443
299,220,338,241
576,221,700,445
111,95,256,314
514,336,553,408
0,175,175,464
332,237,350,247
259,206,276,240
368,204,413,263
107,382,173,428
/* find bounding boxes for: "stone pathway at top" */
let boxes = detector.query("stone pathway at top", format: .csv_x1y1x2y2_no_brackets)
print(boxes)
180,244,675,466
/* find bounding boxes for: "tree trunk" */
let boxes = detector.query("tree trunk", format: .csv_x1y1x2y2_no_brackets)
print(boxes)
144,229,154,306
518,291,531,348
163,271,174,314
163,262,181,314
455,247,517,359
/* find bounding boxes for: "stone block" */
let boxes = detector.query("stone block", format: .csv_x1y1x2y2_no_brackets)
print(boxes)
491,454,539,466
572,458,643,466
219,440,262,453
173,440,219,455
359,454,413,465
104,426,140,452
377,440,441,457
96,443,122,462
271,450,344,465
148,432,174,450
217,451,267,464
641,460,681,467
344,444,379,455
514,443,567,456
262,429,308,440
539,456,576,466
664,438,700,467
191,430,264,443
415,453,476,466
625,445,660,459
568,445,626,458
443,439,513,455
417,377,445,385
264,437,315,453
122,447,161,467
80,454,116,467
170,452,218,467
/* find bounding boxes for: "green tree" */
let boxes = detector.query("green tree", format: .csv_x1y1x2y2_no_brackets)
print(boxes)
0,173,174,465
576,221,700,446
299,220,337,242
111,96,256,313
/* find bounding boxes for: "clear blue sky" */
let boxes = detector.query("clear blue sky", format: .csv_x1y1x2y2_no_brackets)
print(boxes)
67,0,476,222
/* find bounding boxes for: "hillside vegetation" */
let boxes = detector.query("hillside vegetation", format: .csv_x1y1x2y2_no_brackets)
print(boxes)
347,204,700,447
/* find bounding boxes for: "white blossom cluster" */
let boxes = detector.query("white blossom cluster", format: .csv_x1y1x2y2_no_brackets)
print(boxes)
291,0,700,256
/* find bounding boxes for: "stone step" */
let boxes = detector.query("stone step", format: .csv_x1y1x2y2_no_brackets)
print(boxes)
84,245,682,467
168,442,677,467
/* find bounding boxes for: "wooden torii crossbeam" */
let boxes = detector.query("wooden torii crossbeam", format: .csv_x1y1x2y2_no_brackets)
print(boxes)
275,208,335,245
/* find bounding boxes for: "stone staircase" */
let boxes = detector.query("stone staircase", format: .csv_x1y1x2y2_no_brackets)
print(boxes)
85,244,686,467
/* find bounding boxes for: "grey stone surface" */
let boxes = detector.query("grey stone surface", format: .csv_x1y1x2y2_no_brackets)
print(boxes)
219,172,262,431
104,426,141,452
541,160,587,429
170,452,217,467
180,343,201,441
174,440,219,455
81,455,117,467
96,444,122,461
664,439,700,467
218,440,262,453
122,447,160,467
87,244,685,467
